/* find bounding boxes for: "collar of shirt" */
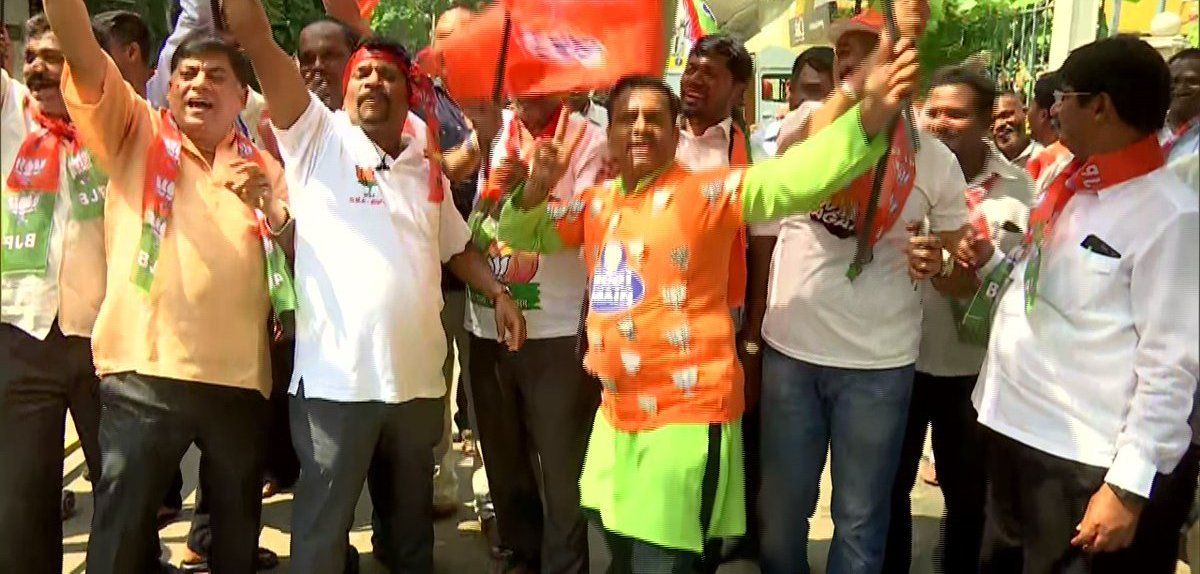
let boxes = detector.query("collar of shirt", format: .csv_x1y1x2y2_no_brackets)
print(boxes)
1015,140,1038,163
680,116,733,143
974,141,1026,190
613,162,674,196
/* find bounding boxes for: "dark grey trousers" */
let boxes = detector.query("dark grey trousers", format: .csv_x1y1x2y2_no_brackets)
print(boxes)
86,372,269,574
468,335,601,574
0,321,101,574
288,382,443,574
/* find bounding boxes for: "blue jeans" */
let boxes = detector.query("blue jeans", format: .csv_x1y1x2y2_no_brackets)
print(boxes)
759,346,914,574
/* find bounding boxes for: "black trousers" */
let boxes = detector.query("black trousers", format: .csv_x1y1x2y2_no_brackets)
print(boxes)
0,322,101,574
186,339,299,555
592,424,724,574
86,372,269,574
885,372,986,574
980,429,1200,574
469,335,601,574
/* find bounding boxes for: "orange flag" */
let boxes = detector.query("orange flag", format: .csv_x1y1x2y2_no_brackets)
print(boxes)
434,0,664,103
357,0,379,19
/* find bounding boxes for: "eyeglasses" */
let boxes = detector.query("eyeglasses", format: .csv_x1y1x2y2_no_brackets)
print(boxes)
1053,90,1093,105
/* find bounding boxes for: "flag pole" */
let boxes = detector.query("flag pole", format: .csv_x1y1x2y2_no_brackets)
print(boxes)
846,0,919,281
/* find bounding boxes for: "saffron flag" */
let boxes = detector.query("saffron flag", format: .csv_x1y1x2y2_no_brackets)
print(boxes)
357,0,379,20
668,0,719,72
434,0,665,103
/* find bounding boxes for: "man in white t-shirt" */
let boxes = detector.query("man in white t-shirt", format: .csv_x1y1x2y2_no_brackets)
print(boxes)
224,2,525,571
465,95,605,573
963,37,1198,573
754,10,969,574
885,65,1033,574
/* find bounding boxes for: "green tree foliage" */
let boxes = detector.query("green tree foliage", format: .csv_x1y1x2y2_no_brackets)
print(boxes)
262,0,327,55
840,0,1054,93
369,0,487,52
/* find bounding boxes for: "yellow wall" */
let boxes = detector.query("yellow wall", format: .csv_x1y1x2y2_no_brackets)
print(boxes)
1105,0,1197,34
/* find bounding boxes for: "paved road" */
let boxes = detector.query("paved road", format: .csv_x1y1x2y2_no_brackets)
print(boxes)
58,417,1196,573
59,414,949,573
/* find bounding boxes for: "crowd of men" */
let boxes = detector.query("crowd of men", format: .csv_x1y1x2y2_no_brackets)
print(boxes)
0,1,1196,574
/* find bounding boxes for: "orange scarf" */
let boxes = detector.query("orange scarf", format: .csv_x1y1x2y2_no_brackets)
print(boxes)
1028,135,1164,246
811,121,916,245
6,102,79,194
964,173,1000,240
132,109,297,317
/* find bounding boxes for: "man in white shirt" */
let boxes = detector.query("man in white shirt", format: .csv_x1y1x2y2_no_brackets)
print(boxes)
992,90,1036,168
963,36,1198,573
886,65,1033,573
755,10,969,574
223,1,525,572
0,15,107,572
466,96,605,574
1164,48,1200,190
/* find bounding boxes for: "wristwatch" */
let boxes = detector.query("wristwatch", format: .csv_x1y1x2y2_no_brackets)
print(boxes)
742,340,761,356
939,248,954,278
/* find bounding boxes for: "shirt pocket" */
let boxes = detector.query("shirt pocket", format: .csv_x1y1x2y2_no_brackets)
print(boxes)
1052,248,1123,316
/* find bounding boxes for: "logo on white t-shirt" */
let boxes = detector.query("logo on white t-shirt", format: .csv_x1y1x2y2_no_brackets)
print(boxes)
351,165,384,206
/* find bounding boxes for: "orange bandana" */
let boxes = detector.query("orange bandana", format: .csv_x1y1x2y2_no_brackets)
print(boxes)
6,101,79,194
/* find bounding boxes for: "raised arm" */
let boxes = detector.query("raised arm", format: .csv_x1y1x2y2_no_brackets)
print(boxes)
322,0,373,39
222,0,310,129
149,0,212,107
43,0,109,103
740,33,918,224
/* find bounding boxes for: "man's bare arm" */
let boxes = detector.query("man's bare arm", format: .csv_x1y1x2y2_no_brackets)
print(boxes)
322,0,373,38
222,0,310,129
43,0,109,102
442,136,482,184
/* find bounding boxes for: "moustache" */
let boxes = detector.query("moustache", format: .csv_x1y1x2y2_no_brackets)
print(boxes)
25,72,58,91
357,89,388,106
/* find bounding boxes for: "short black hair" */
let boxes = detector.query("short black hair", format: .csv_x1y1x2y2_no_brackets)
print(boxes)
792,46,833,79
928,64,998,121
689,34,753,85
299,17,361,53
24,13,52,40
1032,71,1061,111
171,33,255,88
1169,47,1200,66
1059,35,1169,134
93,10,153,66
606,75,682,121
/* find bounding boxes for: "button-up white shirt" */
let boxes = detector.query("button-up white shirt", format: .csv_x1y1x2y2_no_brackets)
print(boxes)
917,143,1034,377
973,163,1199,497
676,117,733,172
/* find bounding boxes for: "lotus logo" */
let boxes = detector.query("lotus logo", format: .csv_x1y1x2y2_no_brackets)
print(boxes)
7,192,40,223
13,158,47,184
156,176,175,203
165,139,182,162
517,27,606,69
68,151,92,175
